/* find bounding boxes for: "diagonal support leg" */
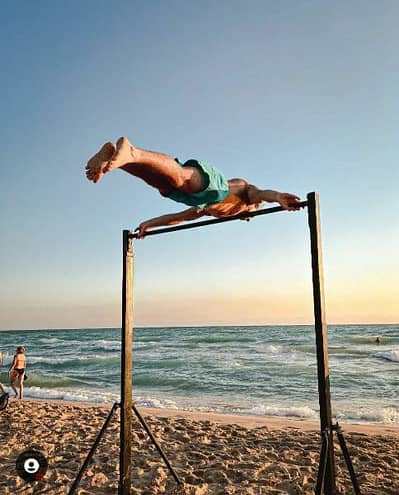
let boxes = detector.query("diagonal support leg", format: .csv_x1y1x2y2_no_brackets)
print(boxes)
68,402,119,495
132,403,182,485
334,423,362,495
68,401,181,495
315,429,330,495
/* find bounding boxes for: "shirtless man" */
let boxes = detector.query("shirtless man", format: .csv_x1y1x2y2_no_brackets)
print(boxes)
85,137,302,238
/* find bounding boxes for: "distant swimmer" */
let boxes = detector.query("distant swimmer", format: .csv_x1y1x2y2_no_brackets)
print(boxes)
85,137,303,238
375,337,381,344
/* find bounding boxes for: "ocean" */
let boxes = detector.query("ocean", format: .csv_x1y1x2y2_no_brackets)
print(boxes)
0,324,398,425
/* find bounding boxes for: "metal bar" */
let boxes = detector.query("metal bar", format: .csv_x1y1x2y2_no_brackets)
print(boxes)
334,424,362,495
307,192,336,495
68,402,119,495
132,403,182,485
119,231,134,495
129,201,308,239
315,430,330,495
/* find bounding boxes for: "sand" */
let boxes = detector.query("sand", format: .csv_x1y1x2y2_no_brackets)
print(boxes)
0,399,398,494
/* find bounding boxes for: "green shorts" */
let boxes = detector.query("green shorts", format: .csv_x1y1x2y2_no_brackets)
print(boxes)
167,159,229,208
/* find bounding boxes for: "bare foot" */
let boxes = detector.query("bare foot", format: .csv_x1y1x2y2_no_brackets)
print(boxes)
85,142,116,183
103,136,136,173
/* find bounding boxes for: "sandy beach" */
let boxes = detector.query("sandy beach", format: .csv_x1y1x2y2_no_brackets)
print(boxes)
0,399,398,494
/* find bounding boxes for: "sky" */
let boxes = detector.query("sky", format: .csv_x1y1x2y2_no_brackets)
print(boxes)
0,0,398,329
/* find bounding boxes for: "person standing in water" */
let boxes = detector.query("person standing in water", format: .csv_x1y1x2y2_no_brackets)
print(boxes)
9,347,27,399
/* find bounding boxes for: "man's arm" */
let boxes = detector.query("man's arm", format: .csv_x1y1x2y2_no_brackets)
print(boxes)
135,207,206,238
247,185,302,211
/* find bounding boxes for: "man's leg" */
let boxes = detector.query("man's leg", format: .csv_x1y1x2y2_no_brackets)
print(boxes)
86,137,206,194
85,142,116,184
119,164,174,196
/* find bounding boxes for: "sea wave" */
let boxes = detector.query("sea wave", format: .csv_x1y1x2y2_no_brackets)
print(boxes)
336,405,399,424
23,386,118,403
1,325,397,426
349,336,399,344
133,395,319,420
372,350,399,363
23,374,85,388
14,388,399,425
237,404,318,420
90,339,121,351
38,337,64,344
27,354,120,366
185,336,254,345
138,358,185,370
135,396,179,410
293,345,369,357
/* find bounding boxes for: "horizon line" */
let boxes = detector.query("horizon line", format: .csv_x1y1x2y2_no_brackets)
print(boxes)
0,321,397,332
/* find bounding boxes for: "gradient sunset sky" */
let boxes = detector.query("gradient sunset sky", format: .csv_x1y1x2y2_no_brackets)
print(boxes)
1,1,398,329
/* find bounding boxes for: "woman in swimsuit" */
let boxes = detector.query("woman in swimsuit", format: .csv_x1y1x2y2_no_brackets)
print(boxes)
9,346,27,399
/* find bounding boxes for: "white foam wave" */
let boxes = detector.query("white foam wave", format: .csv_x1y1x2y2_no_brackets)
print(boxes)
373,350,399,362
28,353,119,364
265,344,281,353
28,356,71,364
135,396,179,410
336,405,399,424
14,385,399,426
21,387,180,409
83,353,119,361
255,344,313,365
23,386,118,403
38,337,63,344
91,339,121,350
234,404,318,420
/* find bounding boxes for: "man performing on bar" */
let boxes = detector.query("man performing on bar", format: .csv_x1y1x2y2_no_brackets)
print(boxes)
85,137,302,238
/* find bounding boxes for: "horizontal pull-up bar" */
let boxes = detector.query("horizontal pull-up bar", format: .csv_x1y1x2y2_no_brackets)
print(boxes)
129,200,309,239
121,192,343,493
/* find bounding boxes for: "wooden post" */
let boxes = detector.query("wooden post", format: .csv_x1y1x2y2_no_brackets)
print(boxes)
307,192,337,494
119,230,133,495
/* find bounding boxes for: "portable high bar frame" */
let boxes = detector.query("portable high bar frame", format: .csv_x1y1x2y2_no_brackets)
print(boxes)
70,192,361,494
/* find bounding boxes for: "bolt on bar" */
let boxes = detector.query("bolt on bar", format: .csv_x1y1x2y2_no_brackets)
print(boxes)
129,200,309,239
